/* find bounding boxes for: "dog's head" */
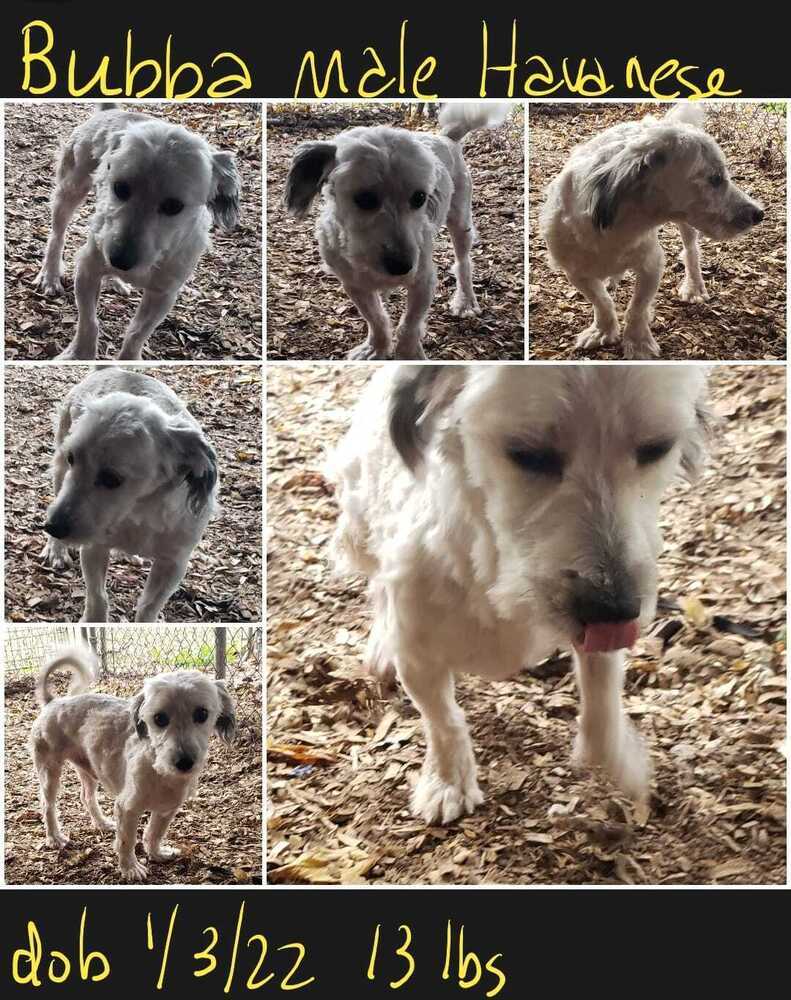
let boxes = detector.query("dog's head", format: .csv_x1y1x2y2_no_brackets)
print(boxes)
584,122,764,240
283,127,452,281
93,119,241,276
44,391,217,546
389,365,711,652
130,672,236,779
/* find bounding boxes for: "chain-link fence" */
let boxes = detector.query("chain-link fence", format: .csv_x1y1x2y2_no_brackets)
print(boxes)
3,626,262,732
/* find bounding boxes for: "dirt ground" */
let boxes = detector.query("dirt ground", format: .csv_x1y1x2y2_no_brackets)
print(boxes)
4,102,262,360
266,103,525,361
528,103,787,360
4,365,262,622
266,364,786,885
4,672,262,886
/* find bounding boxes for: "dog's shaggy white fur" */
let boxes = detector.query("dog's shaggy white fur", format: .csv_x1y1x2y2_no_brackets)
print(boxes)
329,365,710,824
540,104,764,359
31,646,236,882
41,368,217,623
36,104,241,360
283,103,509,360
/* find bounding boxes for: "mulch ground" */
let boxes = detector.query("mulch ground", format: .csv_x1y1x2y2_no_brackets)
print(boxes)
4,102,262,360
4,671,262,886
528,103,787,360
266,364,786,885
266,103,525,360
4,365,262,623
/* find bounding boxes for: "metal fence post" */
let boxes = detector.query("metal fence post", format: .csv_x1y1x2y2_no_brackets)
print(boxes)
215,627,227,679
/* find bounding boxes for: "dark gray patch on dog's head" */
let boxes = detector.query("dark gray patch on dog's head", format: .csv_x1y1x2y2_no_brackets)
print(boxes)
215,680,237,744
131,691,147,738
283,141,337,219
588,146,667,230
209,151,242,230
389,366,466,471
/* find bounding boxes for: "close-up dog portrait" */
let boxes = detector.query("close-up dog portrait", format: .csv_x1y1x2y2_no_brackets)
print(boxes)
529,102,786,360
267,363,785,885
4,365,262,623
267,102,525,361
4,626,262,885
4,102,262,360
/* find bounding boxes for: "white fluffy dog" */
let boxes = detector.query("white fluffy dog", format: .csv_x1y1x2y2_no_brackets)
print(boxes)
41,368,217,623
283,103,509,360
35,104,241,360
540,104,764,359
329,365,710,824
31,646,236,882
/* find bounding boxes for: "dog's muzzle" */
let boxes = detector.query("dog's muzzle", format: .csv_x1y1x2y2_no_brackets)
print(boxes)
734,205,765,229
174,753,195,773
568,573,641,654
108,240,139,272
44,512,71,539
381,251,413,277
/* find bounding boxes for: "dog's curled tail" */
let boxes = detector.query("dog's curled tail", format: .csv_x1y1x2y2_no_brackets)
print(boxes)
664,102,706,130
439,102,511,142
36,646,97,707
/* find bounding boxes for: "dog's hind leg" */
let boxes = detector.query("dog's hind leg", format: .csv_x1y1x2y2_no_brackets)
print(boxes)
344,285,393,361
118,287,180,360
398,661,483,825
80,544,111,623
676,222,709,304
143,810,180,862
571,276,621,351
35,148,92,297
447,219,481,318
394,256,437,361
572,649,650,803
33,745,69,849
77,767,114,832
622,241,664,360
135,556,189,622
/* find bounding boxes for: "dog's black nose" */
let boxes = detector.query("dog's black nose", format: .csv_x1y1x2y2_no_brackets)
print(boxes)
570,577,641,625
109,244,138,271
752,207,765,225
382,253,413,276
44,515,70,539
175,754,195,773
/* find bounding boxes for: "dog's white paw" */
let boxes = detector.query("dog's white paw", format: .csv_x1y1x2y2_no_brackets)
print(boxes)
120,857,148,883
90,816,115,833
573,722,652,802
394,342,427,361
575,323,620,351
146,844,181,863
45,830,70,849
106,275,133,296
40,538,73,571
412,767,484,826
450,290,481,318
622,329,661,360
35,270,65,297
347,341,390,361
677,279,710,304
56,343,97,361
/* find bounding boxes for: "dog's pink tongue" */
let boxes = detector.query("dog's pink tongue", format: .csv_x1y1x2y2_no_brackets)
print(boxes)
582,620,640,653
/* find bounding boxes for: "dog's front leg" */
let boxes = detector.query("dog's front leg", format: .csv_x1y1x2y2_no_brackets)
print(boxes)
143,810,180,862
36,175,92,297
622,242,664,360
114,800,147,882
344,285,393,361
676,222,709,303
394,261,436,360
57,243,104,359
398,661,483,825
135,557,189,622
569,275,621,352
80,545,111,622
572,649,650,802
118,288,180,360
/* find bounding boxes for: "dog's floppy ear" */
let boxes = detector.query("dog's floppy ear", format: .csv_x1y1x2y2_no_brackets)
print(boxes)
426,163,453,228
389,366,467,472
214,680,237,745
130,691,147,739
167,418,218,515
585,143,667,230
208,151,242,230
680,399,715,483
283,141,337,219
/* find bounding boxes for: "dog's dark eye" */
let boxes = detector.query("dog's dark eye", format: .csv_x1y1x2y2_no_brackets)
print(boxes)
410,190,427,209
709,173,724,188
508,446,564,479
67,451,74,466
194,707,209,724
160,198,184,216
636,439,674,465
113,181,131,201
354,190,380,211
153,712,169,728
96,468,124,489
